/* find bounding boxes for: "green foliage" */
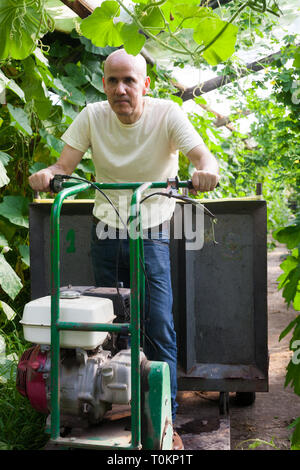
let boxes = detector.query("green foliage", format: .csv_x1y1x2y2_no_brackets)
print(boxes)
0,299,49,450
0,327,49,449
274,216,300,449
0,30,114,304
79,0,280,66
0,0,54,60
270,41,300,443
0,253,23,301
274,218,300,362
289,417,300,450
235,436,280,450
0,27,116,447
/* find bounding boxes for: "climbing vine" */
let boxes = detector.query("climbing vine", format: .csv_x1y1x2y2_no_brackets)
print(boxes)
80,0,281,66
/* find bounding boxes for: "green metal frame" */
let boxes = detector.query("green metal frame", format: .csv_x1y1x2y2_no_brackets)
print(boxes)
49,180,188,449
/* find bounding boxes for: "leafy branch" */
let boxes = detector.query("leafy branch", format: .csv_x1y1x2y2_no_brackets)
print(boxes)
79,0,282,67
116,0,192,56
194,1,248,55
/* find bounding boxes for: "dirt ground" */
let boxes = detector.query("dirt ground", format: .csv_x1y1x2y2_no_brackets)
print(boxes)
229,242,300,450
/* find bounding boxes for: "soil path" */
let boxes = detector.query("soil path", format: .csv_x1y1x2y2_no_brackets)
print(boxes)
230,243,300,450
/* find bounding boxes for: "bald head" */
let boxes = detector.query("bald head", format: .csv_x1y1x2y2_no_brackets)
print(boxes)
104,49,147,79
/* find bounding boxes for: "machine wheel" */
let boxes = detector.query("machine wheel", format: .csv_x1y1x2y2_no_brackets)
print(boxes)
140,359,173,450
234,392,256,406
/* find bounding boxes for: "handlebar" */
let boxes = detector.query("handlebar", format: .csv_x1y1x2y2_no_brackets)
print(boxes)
49,174,218,194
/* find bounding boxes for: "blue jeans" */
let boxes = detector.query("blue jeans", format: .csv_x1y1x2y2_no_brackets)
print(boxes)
90,223,178,422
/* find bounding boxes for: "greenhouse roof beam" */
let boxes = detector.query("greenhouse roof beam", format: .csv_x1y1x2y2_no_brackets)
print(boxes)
59,0,92,19
176,48,285,101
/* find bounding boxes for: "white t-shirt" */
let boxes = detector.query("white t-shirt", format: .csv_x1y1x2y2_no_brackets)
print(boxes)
61,97,204,229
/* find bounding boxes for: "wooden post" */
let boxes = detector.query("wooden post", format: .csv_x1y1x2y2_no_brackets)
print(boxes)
256,183,263,196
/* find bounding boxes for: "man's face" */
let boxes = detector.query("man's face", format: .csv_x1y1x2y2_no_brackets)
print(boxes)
103,54,150,124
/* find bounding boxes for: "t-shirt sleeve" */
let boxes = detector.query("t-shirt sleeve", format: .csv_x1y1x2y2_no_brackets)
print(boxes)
61,106,91,153
167,103,204,155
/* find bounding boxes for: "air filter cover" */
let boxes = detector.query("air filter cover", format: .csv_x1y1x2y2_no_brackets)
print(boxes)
20,295,115,349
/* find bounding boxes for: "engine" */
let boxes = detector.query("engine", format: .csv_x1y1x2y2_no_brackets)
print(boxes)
16,286,145,427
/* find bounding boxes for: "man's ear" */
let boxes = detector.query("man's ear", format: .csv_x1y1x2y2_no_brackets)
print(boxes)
102,77,106,93
143,76,151,95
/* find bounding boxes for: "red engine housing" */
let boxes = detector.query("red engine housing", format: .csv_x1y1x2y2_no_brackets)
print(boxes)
16,345,49,414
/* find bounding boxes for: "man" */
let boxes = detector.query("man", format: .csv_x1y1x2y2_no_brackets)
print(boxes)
29,49,219,450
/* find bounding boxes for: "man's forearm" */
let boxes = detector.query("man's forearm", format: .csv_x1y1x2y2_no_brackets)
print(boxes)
47,162,71,176
187,144,219,174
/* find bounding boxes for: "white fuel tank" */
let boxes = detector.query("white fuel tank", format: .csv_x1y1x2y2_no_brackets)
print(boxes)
20,294,115,350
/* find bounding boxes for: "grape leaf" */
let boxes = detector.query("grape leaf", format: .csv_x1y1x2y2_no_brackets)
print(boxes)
0,196,29,228
121,23,146,56
0,161,9,188
80,2,124,48
0,70,25,101
0,300,16,321
273,223,300,249
7,104,32,136
193,17,238,65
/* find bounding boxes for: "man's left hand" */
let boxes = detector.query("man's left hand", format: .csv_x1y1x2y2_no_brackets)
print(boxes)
190,170,220,194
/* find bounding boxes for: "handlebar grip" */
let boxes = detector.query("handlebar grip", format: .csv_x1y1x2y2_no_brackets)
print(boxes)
50,175,67,193
187,179,220,190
